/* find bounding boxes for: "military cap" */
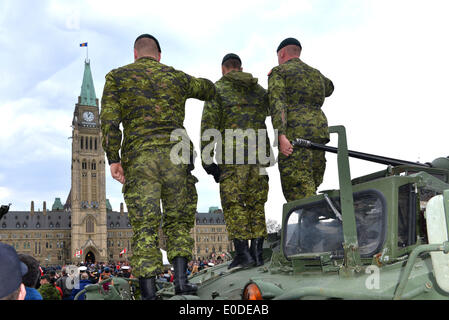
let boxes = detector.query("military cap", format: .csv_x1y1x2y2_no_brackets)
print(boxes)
134,34,161,53
277,37,302,52
222,53,242,65
0,242,28,298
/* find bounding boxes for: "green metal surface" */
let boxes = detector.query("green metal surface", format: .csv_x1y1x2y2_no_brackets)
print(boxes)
80,60,97,107
84,125,449,300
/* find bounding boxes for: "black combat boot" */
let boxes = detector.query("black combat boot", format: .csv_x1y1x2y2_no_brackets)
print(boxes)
173,257,198,295
250,237,265,267
228,239,255,269
139,277,158,300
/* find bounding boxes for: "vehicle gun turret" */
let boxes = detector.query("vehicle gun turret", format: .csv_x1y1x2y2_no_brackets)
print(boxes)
292,138,449,170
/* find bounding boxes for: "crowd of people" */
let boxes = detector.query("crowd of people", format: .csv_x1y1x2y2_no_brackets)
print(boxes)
0,241,227,300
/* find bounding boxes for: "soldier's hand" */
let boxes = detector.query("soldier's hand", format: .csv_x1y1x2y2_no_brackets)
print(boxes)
110,162,125,184
279,135,293,157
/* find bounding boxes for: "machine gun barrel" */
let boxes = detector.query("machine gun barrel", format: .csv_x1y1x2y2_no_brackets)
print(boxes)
292,139,432,168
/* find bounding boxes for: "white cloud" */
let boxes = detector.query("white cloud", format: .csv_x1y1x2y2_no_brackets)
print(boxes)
2,0,449,226
0,187,12,203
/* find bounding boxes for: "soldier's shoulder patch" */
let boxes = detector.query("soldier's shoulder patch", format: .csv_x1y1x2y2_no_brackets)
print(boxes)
267,69,273,77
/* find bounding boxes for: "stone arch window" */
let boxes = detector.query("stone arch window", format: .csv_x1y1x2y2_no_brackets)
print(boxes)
86,216,95,233
91,161,96,171
80,136,84,149
90,137,93,150
95,138,98,150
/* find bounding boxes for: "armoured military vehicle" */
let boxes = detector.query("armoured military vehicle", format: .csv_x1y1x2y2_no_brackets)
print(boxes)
77,125,449,300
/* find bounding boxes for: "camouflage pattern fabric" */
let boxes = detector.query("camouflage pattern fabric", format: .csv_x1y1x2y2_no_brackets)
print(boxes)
278,139,327,202
38,283,61,300
201,70,273,167
100,56,215,278
122,147,196,278
219,164,269,240
100,56,216,165
201,71,271,240
268,58,333,202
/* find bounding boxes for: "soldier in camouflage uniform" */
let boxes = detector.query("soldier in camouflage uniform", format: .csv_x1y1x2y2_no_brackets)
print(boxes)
268,38,334,202
201,54,273,269
38,275,61,300
100,34,216,299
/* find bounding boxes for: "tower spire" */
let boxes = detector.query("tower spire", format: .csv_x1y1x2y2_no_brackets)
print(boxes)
80,60,97,107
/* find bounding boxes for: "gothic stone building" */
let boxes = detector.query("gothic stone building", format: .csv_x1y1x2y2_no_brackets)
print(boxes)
0,60,232,266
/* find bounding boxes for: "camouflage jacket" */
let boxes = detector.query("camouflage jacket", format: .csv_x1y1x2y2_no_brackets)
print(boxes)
268,58,334,142
38,283,61,300
201,71,273,166
100,57,216,166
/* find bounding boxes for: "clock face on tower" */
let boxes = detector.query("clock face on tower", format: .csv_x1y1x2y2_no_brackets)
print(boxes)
83,111,95,122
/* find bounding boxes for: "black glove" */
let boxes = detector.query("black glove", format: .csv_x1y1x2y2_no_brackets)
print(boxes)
203,163,220,183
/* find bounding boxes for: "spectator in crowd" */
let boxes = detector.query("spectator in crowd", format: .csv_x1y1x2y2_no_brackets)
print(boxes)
99,267,114,292
191,263,199,276
38,275,61,300
18,254,43,300
0,242,27,300
70,272,92,300
56,267,73,300
52,278,64,299
49,270,58,282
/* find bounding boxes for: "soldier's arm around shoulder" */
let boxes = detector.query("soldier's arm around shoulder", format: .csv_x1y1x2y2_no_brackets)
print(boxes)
268,68,288,136
200,97,222,169
322,73,334,98
100,71,123,165
182,72,217,101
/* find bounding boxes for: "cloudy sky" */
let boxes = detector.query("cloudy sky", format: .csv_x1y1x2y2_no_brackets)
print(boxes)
1,0,448,224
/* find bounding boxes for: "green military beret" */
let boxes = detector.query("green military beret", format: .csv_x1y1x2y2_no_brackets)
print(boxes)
277,37,302,52
135,34,161,53
222,53,241,65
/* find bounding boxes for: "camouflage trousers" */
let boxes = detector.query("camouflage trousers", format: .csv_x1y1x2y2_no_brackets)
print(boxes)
219,164,268,240
122,147,197,278
278,143,326,202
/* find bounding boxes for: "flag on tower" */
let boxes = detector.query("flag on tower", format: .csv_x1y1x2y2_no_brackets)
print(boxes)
120,248,127,256
80,42,88,47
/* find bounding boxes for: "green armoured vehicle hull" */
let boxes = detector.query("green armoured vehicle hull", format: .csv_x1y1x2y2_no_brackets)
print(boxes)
79,125,449,300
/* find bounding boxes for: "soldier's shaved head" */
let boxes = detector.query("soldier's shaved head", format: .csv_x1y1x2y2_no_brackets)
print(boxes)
134,34,161,61
284,45,301,57
221,53,242,75
277,45,301,65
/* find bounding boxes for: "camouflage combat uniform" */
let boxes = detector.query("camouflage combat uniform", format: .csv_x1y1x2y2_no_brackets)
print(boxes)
100,57,215,278
268,58,334,202
201,71,272,240
38,283,61,300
